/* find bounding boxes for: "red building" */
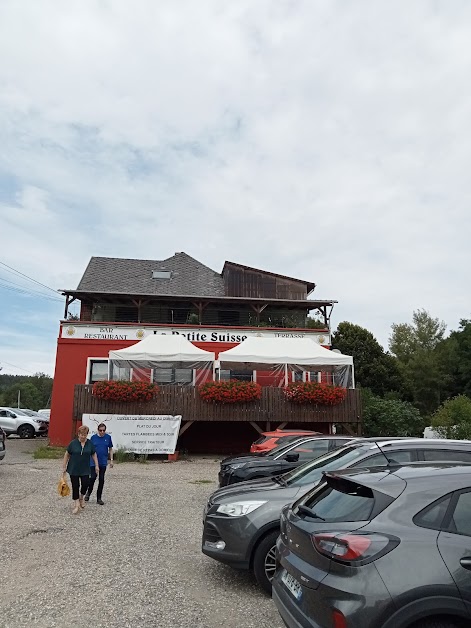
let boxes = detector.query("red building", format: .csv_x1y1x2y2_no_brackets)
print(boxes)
49,253,359,451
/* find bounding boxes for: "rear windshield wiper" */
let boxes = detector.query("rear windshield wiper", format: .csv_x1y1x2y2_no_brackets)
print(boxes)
273,475,287,486
297,505,325,520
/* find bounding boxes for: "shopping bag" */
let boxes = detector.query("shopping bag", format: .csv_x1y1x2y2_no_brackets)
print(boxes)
57,476,70,497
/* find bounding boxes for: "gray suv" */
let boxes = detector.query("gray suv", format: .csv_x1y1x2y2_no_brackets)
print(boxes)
274,463,471,628
0,407,48,438
202,439,471,593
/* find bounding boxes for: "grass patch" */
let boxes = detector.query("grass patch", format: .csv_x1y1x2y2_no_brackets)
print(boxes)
33,446,65,459
114,448,148,464
189,479,214,485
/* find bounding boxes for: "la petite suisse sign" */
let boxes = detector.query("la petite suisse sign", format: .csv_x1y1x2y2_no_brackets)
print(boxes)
61,324,330,345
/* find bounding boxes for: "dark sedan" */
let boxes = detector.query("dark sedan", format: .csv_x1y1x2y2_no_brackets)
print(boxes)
0,427,5,462
273,463,471,628
204,438,471,594
218,435,356,486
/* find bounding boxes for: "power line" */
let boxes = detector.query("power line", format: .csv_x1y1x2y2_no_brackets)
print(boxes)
0,279,63,302
0,360,36,375
0,261,61,296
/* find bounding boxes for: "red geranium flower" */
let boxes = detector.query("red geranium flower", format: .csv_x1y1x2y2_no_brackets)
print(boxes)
199,380,262,403
92,380,159,402
283,382,347,405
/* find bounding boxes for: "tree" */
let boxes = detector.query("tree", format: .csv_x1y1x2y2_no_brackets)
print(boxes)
389,310,448,416
362,390,425,437
448,320,471,398
0,373,52,410
431,395,471,439
389,309,446,363
332,322,403,396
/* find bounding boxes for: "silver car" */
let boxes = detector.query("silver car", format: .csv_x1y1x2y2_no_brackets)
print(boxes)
0,407,48,438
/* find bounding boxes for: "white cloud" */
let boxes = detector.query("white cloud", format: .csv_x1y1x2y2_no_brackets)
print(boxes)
0,0,471,373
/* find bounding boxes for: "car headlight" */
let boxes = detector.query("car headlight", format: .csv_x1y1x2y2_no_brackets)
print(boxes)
228,463,246,470
216,501,267,517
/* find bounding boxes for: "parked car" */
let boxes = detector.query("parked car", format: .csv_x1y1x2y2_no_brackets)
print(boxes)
0,427,6,461
19,408,49,423
273,462,471,628
204,438,471,593
0,407,48,438
218,435,356,487
37,409,51,419
250,429,321,453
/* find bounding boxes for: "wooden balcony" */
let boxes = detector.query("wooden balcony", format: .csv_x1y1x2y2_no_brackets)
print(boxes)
73,385,362,433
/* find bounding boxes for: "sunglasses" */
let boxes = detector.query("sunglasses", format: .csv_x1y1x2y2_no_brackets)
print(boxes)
98,428,106,432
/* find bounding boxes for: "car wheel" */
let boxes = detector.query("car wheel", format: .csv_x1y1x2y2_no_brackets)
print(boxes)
17,424,35,439
253,530,279,595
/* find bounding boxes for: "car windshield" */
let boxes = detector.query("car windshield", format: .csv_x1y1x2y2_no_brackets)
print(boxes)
9,408,28,416
282,444,374,487
267,437,314,457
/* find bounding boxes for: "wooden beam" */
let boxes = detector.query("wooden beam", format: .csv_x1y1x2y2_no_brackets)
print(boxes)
178,421,194,436
249,421,263,434
191,301,209,324
265,421,271,431
64,295,76,319
277,422,287,430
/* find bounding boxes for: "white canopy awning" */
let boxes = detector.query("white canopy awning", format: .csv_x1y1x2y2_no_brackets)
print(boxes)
109,334,215,367
218,337,353,369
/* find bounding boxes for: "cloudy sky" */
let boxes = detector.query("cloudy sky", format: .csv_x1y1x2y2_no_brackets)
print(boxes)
1,0,470,376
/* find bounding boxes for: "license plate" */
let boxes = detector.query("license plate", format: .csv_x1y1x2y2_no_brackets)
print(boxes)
281,569,302,600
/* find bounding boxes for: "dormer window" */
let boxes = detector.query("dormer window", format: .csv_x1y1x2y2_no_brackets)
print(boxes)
152,270,171,279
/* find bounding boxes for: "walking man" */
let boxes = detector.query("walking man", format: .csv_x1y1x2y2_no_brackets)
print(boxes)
85,423,113,505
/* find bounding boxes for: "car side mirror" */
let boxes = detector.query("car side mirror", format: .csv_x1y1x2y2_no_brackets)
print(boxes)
285,453,299,463
9,412,17,418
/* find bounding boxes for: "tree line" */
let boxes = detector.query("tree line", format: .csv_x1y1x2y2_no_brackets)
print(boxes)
332,310,471,438
0,373,53,411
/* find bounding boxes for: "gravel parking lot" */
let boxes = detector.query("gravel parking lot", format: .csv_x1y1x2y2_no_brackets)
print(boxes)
0,439,283,628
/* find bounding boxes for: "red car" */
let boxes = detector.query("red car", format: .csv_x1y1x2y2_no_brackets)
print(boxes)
250,429,322,453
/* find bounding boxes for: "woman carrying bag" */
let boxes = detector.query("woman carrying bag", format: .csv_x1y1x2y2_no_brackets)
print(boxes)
61,425,99,514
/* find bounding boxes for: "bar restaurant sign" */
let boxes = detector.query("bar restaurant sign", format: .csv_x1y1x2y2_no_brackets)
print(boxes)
61,324,330,345
82,414,182,454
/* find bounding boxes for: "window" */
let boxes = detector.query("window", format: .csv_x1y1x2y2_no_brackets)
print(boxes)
109,363,131,381
413,495,452,530
286,439,329,462
352,450,415,468
449,492,471,536
153,368,193,384
422,449,471,463
89,360,109,384
303,479,375,522
220,370,253,382
152,270,171,279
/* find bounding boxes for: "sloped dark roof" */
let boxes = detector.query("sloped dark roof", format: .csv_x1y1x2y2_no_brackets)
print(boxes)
76,253,225,297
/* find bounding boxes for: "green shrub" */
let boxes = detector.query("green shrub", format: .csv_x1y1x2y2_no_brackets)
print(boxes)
362,390,425,437
431,395,471,439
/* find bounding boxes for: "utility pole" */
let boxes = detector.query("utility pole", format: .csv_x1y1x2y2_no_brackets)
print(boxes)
17,389,20,409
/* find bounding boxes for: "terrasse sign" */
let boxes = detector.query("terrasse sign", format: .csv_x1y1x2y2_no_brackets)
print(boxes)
61,324,330,345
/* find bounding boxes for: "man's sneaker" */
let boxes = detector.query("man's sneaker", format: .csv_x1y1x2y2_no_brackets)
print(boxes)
84,494,90,502
97,498,105,505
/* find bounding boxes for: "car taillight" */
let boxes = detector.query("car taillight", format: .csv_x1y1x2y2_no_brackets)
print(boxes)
312,532,399,565
332,609,347,628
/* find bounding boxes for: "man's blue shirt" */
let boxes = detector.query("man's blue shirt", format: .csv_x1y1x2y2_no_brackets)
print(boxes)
90,433,113,467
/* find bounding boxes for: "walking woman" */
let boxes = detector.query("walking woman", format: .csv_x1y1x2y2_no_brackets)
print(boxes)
61,425,99,514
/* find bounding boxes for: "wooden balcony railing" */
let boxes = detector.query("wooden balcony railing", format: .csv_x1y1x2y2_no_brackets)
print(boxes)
74,385,362,426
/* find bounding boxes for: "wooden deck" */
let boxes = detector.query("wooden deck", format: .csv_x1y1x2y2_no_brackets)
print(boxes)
73,385,362,431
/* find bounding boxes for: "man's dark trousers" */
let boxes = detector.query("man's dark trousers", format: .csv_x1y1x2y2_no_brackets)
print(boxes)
88,465,107,500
